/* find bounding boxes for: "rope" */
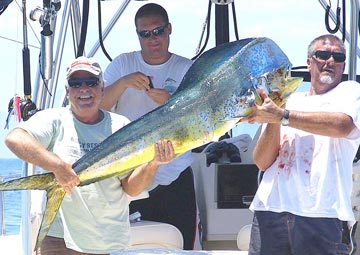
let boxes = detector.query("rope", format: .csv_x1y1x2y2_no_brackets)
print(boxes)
97,0,112,62
325,0,341,34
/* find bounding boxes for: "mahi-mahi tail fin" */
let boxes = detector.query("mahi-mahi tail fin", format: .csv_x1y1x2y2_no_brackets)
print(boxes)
0,173,66,251
0,172,56,191
34,184,65,250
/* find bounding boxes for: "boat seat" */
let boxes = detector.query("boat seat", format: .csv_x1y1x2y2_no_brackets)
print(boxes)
129,220,183,250
352,162,360,221
237,224,251,251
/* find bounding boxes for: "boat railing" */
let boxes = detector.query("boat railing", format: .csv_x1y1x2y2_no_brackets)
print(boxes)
318,0,359,80
0,176,5,236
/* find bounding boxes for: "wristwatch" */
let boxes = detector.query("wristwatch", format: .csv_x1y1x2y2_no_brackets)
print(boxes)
281,109,290,126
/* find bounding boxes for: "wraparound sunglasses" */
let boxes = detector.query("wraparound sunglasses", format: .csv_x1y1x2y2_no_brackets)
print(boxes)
313,50,346,63
68,77,100,88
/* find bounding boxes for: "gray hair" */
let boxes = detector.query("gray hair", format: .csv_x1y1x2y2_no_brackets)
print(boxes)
307,34,346,58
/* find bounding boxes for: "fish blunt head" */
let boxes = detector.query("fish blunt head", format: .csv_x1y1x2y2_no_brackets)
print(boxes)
252,66,303,107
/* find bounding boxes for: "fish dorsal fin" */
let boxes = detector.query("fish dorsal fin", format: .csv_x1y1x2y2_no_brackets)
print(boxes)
174,38,256,94
34,184,65,251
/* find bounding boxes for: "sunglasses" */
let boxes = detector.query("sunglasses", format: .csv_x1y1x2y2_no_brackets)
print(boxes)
313,50,346,63
137,24,168,39
68,77,100,88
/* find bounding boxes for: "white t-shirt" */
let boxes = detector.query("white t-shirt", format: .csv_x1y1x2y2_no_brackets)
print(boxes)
104,51,194,186
20,107,131,253
250,81,360,222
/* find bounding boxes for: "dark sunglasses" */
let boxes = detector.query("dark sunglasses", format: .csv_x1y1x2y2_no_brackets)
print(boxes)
68,77,100,88
313,50,346,63
137,24,167,39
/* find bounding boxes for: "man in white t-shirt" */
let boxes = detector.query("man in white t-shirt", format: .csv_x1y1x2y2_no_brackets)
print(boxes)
5,56,175,254
100,3,199,250
241,34,360,254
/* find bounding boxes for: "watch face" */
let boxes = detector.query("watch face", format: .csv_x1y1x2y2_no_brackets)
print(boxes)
281,110,290,126
281,118,289,126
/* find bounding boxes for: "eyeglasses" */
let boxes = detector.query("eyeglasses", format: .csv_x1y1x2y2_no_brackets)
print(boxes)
312,50,346,63
137,24,168,39
68,77,100,88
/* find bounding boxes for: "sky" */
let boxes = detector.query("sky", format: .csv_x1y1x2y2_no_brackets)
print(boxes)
0,0,359,158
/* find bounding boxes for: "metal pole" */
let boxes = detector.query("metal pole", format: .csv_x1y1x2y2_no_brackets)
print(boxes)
348,0,359,80
0,177,5,235
48,0,73,108
88,0,132,57
317,0,359,80
21,162,31,255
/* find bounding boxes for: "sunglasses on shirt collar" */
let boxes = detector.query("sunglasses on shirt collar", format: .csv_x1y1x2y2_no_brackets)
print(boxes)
137,24,168,39
312,50,346,63
68,77,100,88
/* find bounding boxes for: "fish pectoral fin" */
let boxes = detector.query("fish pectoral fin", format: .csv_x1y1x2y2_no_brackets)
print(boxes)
218,111,252,122
34,184,65,251
218,117,242,122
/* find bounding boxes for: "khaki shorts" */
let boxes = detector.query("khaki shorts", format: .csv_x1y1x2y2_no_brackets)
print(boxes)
36,236,109,255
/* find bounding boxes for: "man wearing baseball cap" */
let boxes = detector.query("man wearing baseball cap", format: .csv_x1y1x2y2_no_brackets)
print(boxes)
66,56,102,78
5,56,175,254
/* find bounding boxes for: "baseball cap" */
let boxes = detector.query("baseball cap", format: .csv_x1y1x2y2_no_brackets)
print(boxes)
66,56,102,79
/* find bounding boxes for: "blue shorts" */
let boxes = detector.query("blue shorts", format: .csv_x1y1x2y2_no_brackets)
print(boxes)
248,211,350,255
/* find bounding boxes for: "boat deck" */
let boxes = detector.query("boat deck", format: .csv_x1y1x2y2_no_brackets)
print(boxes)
0,235,248,255
3,225,360,254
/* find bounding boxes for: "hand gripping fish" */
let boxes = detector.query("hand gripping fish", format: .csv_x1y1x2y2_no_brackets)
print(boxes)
0,37,303,250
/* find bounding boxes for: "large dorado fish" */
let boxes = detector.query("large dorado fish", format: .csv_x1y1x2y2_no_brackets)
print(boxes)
0,37,302,250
